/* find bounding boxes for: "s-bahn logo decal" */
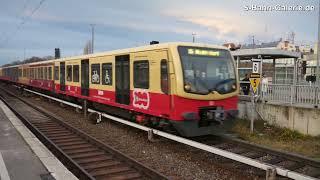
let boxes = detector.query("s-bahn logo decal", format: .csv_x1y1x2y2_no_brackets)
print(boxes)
133,89,150,110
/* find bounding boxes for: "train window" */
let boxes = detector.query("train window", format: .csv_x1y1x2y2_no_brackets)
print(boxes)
91,64,100,84
42,68,44,79
33,68,36,79
19,69,22,77
44,67,48,80
41,67,44,79
73,65,79,82
48,67,52,80
67,65,72,81
134,60,149,89
102,63,112,85
161,60,169,94
54,66,59,80
38,68,41,79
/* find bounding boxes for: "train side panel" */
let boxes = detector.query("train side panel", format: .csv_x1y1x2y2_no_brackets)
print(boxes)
28,64,55,91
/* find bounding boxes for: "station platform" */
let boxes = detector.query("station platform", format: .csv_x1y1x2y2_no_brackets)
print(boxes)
0,100,78,180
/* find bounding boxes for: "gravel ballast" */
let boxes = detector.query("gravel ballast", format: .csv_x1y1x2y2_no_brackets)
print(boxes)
12,87,261,179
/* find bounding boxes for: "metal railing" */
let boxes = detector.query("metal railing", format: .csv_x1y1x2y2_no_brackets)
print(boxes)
262,84,320,108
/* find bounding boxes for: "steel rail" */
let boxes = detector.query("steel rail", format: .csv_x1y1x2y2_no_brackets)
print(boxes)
0,87,167,180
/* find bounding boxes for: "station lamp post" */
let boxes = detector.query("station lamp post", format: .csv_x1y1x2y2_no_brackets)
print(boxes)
90,24,95,54
192,32,196,43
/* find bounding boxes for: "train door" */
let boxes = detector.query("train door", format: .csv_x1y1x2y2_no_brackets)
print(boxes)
60,62,65,91
156,50,171,113
81,59,89,96
115,55,130,105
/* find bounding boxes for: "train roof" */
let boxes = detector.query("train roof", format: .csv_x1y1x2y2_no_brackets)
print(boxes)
1,42,228,69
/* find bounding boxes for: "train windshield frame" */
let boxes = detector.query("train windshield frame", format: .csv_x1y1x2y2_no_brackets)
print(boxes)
178,46,236,95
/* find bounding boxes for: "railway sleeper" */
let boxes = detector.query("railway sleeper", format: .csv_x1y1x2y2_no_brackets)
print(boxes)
52,137,83,143
38,129,69,134
45,132,74,138
56,141,88,148
64,147,100,155
82,161,122,171
90,166,132,177
69,151,106,159
35,126,63,131
60,143,93,150
55,141,88,147
96,172,142,180
95,171,142,180
76,155,113,164
49,135,79,141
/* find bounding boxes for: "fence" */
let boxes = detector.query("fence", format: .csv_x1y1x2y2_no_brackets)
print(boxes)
262,84,320,108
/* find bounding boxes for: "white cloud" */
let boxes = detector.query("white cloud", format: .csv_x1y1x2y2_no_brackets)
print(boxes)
162,8,274,43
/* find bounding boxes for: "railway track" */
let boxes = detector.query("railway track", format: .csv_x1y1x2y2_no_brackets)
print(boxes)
0,88,167,180
193,134,320,179
2,84,320,179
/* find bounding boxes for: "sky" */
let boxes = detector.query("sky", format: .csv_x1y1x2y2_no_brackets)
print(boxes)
0,0,318,65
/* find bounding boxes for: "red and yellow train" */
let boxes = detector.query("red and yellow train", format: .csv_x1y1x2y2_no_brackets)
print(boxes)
0,42,239,137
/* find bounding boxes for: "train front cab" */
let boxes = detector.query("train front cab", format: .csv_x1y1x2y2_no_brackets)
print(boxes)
169,45,239,137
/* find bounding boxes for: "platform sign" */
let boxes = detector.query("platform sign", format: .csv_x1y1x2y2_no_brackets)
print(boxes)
252,61,260,74
249,73,260,93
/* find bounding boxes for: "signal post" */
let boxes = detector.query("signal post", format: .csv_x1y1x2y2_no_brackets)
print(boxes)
249,59,261,133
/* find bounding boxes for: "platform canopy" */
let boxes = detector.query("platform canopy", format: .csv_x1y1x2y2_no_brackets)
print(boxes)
231,48,301,60
232,48,303,88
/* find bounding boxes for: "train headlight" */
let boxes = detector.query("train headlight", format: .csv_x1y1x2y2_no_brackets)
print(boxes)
184,84,191,92
232,84,236,90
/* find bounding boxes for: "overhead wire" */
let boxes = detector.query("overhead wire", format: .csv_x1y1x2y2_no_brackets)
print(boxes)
0,0,46,48
0,0,30,43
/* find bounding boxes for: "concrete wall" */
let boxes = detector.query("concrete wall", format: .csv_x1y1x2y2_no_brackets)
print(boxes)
238,101,320,136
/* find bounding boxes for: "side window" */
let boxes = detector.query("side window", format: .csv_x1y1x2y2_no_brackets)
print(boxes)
102,63,112,85
161,59,169,94
44,67,48,80
134,60,149,89
48,67,52,80
73,65,79,82
54,66,59,80
38,68,41,79
91,64,100,84
19,69,22,77
67,65,72,81
41,67,44,79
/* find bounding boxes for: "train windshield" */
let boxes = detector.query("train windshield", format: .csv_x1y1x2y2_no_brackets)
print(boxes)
178,46,236,95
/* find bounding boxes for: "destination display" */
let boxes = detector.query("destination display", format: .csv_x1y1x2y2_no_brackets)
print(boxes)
187,49,220,56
